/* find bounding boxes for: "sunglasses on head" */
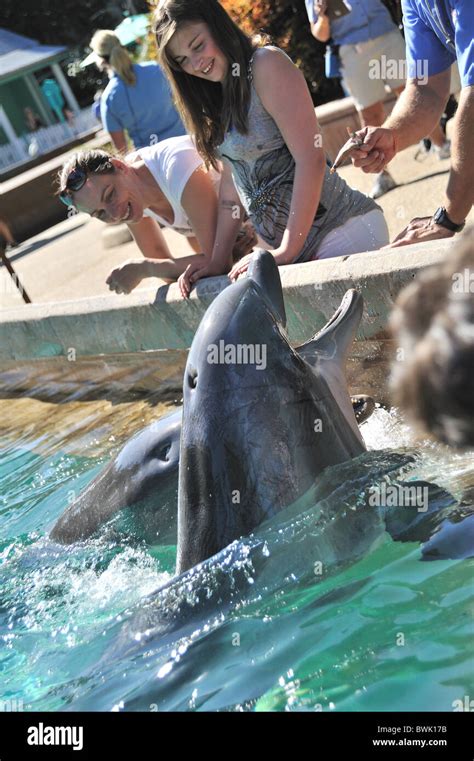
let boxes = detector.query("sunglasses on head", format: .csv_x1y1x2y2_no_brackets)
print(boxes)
59,166,88,207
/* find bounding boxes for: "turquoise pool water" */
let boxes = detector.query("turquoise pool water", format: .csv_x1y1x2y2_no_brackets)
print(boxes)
0,397,473,712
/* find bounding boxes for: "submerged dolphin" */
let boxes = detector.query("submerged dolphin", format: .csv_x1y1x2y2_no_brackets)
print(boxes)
50,257,373,546
50,411,182,545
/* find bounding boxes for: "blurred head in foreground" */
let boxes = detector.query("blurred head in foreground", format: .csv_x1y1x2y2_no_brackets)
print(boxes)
390,228,474,449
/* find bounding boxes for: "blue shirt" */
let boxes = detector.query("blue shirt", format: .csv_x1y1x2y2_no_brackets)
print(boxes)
101,62,186,148
304,0,395,45
402,0,474,86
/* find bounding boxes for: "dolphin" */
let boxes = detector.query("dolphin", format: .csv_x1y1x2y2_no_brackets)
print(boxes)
50,410,181,545
176,250,366,573
50,256,374,547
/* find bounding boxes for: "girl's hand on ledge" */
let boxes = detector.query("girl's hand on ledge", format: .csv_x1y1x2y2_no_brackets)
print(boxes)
229,247,294,282
228,252,255,281
177,259,225,299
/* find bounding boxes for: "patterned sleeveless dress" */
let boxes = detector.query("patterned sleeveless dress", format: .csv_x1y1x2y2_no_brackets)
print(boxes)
217,47,379,262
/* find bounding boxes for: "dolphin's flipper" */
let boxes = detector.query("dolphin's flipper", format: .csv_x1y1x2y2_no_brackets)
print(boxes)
295,290,364,442
247,249,287,329
248,257,372,431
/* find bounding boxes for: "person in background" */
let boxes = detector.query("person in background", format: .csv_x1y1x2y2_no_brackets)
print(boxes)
390,227,473,448
351,0,473,246
40,77,66,123
0,219,18,250
306,0,450,198
57,138,256,296
89,29,186,153
24,107,44,132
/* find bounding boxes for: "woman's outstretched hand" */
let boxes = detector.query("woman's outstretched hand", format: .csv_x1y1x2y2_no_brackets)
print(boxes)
106,260,146,294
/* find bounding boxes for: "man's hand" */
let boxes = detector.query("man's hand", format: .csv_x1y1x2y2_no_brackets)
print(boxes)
351,126,398,173
177,259,226,299
385,216,455,248
106,260,146,294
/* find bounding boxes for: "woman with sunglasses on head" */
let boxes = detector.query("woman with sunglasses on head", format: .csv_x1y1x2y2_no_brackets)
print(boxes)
58,136,256,295
153,0,390,298
89,29,185,153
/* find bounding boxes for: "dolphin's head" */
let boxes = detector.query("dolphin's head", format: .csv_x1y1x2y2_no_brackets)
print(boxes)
184,250,288,401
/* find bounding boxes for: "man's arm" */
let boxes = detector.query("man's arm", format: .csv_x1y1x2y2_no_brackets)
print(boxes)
384,83,473,247
384,68,451,151
351,68,451,174
445,84,474,223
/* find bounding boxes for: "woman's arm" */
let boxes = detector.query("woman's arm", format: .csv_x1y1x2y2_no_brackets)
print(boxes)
209,161,245,269
180,165,219,256
109,129,128,154
106,217,182,294
251,48,326,265
128,216,173,259
187,236,201,253
177,161,243,298
310,1,331,42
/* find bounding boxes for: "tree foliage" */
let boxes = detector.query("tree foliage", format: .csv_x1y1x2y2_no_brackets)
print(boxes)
221,0,343,104
2,1,149,47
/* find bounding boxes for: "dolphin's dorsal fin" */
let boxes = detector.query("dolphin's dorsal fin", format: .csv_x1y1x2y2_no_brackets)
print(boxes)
295,290,364,443
294,289,363,370
248,249,287,329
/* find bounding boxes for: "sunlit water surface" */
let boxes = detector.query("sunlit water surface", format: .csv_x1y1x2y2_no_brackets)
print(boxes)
0,394,472,712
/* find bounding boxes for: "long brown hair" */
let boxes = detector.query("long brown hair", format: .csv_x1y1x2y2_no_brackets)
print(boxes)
90,30,137,87
153,0,259,169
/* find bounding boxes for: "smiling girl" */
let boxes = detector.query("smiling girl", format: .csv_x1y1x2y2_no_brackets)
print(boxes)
153,0,389,297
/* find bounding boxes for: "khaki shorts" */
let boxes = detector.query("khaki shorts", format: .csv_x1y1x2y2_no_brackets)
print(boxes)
340,28,407,110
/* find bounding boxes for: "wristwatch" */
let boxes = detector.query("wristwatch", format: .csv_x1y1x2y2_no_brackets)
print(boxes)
433,207,465,233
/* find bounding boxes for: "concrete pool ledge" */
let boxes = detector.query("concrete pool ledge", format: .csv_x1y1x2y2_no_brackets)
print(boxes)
0,239,452,401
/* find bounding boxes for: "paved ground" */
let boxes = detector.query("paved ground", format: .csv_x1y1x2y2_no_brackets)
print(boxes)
1,124,471,310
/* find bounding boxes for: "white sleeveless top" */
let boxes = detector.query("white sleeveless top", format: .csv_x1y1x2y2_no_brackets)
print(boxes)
133,136,221,237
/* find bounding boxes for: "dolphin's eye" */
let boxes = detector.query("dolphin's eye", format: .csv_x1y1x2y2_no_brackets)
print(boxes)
187,368,198,389
159,443,171,462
